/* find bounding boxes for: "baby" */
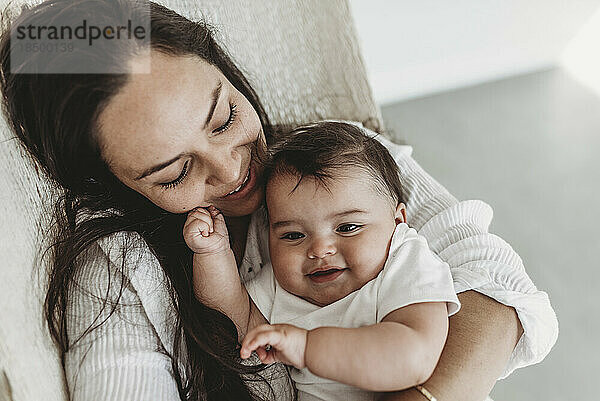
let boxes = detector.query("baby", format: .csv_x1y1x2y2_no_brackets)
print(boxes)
184,121,460,401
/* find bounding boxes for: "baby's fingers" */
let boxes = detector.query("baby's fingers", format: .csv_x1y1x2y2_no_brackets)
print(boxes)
184,217,211,238
240,327,281,359
206,206,228,236
254,346,268,362
185,208,214,235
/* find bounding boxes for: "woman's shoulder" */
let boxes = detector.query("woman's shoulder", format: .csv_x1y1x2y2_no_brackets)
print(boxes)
73,230,169,292
95,231,163,276
71,230,178,353
94,231,173,305
330,119,414,159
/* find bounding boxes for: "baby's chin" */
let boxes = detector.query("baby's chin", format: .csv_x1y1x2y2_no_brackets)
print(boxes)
278,270,380,307
300,286,360,307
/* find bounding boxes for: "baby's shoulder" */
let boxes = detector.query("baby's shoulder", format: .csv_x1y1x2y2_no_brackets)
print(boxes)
390,222,421,245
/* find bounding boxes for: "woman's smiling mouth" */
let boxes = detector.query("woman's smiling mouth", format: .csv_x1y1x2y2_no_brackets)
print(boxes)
220,162,256,200
227,168,250,195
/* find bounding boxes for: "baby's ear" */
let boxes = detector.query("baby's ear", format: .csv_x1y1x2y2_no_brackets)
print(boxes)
394,203,407,225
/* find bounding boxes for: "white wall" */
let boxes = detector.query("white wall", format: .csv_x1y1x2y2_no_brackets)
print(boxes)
350,0,600,104
562,6,600,97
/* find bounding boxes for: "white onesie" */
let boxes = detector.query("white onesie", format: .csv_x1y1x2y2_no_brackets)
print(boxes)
243,212,461,401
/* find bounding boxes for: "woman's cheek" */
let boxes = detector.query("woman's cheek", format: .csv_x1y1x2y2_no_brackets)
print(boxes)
238,98,262,142
155,193,192,214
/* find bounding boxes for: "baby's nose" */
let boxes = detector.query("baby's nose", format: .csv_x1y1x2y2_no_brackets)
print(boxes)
307,238,337,259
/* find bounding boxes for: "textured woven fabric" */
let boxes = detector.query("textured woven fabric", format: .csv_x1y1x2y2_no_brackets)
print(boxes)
159,0,382,130
0,1,379,400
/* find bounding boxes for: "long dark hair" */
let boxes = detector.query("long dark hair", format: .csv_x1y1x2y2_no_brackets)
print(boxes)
0,1,278,400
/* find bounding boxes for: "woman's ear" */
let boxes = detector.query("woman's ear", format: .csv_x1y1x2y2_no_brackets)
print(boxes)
394,203,407,225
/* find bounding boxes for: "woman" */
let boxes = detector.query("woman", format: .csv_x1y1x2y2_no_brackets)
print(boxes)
0,1,557,400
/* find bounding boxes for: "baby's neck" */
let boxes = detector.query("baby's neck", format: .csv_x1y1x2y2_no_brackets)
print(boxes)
225,215,251,265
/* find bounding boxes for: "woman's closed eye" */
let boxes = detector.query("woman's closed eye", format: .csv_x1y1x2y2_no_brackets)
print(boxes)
280,232,305,241
157,102,238,190
213,103,237,134
159,160,189,190
336,223,363,234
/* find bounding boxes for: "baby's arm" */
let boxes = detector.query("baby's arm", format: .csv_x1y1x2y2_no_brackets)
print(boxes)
241,301,448,392
183,207,266,338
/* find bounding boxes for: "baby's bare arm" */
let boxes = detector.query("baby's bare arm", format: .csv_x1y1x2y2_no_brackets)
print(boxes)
305,302,449,392
240,302,448,391
185,207,265,339
193,252,266,338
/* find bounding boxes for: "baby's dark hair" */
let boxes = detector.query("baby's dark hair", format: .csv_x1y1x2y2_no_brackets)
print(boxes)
264,121,404,206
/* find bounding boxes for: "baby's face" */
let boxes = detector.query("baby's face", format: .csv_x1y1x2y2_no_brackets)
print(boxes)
266,168,405,306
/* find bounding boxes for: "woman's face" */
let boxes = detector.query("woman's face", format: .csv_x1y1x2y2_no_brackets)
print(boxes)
97,50,266,216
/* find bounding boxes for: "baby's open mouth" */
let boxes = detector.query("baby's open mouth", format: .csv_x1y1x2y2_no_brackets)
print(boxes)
307,267,348,283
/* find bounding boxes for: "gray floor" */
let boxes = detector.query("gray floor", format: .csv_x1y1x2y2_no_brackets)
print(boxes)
381,68,600,401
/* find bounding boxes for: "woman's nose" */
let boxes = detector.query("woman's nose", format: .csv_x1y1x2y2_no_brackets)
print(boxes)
203,147,241,186
307,237,337,259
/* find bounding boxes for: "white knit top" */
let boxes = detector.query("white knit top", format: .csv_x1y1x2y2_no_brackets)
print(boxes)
64,133,558,400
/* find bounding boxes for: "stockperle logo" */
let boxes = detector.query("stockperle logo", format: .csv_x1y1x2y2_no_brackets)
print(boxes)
10,2,150,74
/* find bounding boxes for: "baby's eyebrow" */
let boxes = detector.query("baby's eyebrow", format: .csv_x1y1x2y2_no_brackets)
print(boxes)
270,209,368,229
328,209,368,219
270,220,296,229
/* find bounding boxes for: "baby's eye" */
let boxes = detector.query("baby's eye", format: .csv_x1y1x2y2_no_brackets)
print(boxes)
280,232,305,241
336,224,362,233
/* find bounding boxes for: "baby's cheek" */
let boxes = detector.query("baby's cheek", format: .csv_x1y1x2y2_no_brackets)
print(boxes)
346,234,389,278
270,246,301,287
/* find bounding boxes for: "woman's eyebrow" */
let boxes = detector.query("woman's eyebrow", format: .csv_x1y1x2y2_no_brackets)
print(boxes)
203,80,223,129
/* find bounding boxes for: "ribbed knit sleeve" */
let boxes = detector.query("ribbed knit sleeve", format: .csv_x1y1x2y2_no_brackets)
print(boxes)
377,134,559,379
65,240,182,401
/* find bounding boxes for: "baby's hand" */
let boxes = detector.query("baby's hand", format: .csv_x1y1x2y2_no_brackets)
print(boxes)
183,205,230,256
241,324,308,369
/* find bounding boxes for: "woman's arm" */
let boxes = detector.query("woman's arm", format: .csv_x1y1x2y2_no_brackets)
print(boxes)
380,291,523,401
374,135,558,395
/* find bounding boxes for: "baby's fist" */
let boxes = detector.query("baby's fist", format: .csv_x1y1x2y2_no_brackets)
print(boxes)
183,206,230,255
241,324,308,369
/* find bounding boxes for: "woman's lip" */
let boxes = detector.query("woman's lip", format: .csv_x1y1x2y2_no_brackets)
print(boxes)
218,162,256,201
